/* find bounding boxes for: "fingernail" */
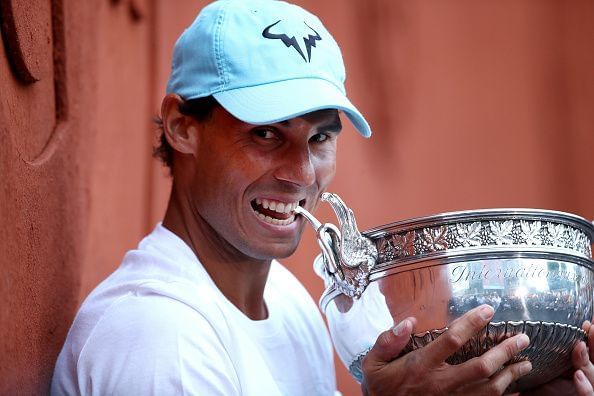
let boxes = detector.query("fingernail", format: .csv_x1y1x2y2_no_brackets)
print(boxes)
581,344,589,364
519,361,532,376
577,370,586,383
516,334,530,349
479,305,494,320
393,319,411,337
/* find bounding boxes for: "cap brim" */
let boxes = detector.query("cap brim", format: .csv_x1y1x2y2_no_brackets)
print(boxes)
213,78,371,137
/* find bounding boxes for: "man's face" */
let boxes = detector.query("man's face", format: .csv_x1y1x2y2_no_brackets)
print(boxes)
187,106,341,261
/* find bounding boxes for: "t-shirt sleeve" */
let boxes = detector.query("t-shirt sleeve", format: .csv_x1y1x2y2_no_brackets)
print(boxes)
75,294,240,396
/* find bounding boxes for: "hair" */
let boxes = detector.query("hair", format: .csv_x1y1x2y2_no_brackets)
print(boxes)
153,95,219,172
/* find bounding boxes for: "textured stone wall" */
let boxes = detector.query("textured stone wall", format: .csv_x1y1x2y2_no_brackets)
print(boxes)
0,0,96,393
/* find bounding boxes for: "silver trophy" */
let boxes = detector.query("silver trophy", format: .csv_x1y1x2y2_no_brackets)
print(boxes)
296,193,594,392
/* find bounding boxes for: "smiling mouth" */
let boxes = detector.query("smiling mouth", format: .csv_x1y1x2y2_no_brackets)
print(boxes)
251,198,305,226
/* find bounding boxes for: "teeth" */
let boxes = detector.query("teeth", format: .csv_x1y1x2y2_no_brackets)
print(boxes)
260,214,296,226
252,197,300,226
256,199,300,215
276,202,285,213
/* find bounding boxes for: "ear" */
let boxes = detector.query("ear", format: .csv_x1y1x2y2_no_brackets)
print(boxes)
161,93,199,155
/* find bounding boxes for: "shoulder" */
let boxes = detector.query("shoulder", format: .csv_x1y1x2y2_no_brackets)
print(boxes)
58,293,240,395
84,292,220,346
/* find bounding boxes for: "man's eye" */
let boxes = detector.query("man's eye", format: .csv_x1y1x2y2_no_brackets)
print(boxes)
253,129,276,140
310,133,329,143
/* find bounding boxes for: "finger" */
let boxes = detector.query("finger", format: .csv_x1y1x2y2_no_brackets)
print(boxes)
365,317,415,365
573,341,594,386
423,304,494,366
582,319,591,352
473,360,532,395
575,370,594,396
582,320,591,333
588,323,594,362
447,334,530,389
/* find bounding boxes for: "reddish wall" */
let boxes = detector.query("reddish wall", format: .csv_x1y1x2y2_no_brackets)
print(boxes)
0,1,95,393
1,1,592,394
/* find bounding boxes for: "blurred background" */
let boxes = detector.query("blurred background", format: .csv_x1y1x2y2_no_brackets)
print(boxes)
1,0,592,394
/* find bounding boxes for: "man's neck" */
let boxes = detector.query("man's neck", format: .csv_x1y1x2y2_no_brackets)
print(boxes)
162,191,271,321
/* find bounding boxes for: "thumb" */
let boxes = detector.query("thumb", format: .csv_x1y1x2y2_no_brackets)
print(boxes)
366,317,415,364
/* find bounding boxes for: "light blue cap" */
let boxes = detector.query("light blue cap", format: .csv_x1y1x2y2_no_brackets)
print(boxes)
166,0,372,137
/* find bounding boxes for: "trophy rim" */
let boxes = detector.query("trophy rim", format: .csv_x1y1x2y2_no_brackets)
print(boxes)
363,208,594,239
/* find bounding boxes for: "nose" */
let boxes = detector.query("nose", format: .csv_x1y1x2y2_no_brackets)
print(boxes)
273,145,316,187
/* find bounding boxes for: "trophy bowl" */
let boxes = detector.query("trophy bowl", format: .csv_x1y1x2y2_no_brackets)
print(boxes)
297,193,594,392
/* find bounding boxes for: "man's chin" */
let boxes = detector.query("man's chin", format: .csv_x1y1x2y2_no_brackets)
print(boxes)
247,241,300,261
272,246,299,260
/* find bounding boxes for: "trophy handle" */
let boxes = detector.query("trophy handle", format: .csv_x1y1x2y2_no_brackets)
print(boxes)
296,193,378,298
294,206,342,277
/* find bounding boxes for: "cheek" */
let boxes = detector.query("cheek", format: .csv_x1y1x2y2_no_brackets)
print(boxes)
225,149,280,189
314,155,337,187
208,153,271,198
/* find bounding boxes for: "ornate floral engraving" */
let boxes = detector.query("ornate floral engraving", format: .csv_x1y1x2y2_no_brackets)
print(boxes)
490,220,514,245
377,238,396,262
548,223,566,248
576,233,588,257
375,218,592,265
568,228,580,250
422,226,449,252
456,222,482,247
394,231,415,257
520,220,542,245
332,261,374,298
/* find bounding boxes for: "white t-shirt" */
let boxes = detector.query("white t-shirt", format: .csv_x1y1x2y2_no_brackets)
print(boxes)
51,224,337,395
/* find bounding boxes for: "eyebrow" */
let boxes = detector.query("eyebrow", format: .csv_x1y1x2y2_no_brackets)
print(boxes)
317,119,342,134
278,116,343,134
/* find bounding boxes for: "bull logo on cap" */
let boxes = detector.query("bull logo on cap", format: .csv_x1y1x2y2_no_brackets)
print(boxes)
262,20,321,63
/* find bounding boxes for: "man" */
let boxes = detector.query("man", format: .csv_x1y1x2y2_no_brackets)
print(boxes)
51,0,594,394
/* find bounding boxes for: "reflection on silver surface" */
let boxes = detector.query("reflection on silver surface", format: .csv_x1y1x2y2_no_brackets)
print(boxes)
303,195,594,391
325,257,593,390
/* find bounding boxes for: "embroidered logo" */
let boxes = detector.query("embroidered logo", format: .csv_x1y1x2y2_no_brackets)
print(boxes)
262,20,322,62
